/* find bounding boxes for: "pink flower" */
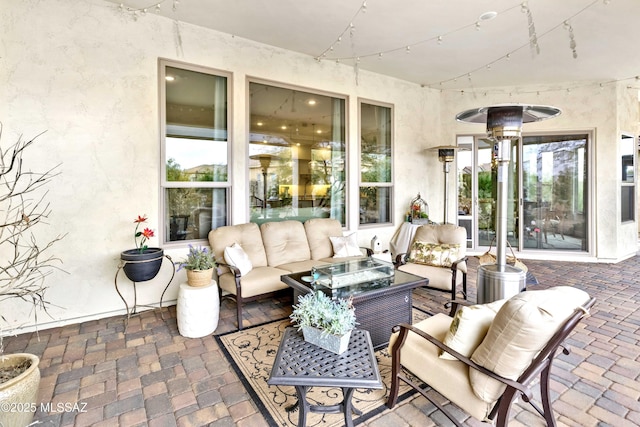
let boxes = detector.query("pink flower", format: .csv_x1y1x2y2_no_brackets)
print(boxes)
132,215,155,252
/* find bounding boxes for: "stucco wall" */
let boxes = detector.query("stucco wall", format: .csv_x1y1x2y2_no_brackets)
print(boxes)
0,0,436,333
1,0,637,333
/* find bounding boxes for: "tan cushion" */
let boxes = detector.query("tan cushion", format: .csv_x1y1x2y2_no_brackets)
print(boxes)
398,262,464,291
408,241,461,267
276,260,329,274
218,266,290,298
440,299,507,360
388,313,495,421
304,218,343,260
470,286,591,403
208,223,268,269
260,220,311,267
412,224,467,259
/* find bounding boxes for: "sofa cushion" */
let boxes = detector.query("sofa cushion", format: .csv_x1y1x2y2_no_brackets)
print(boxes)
304,218,344,260
223,243,253,276
388,313,495,421
218,266,290,298
208,223,268,269
440,299,507,360
408,241,461,268
330,233,363,257
261,220,312,267
470,286,591,403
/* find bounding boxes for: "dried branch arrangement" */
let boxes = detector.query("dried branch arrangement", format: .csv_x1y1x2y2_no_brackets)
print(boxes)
0,124,65,348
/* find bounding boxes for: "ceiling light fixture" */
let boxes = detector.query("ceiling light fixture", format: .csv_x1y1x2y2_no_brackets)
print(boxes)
479,11,498,21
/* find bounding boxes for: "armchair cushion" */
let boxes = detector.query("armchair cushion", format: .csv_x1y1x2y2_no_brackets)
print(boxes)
330,232,362,257
440,298,507,360
470,286,591,403
223,243,253,276
408,241,461,268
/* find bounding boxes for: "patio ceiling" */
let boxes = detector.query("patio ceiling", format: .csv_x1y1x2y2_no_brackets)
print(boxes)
112,0,640,91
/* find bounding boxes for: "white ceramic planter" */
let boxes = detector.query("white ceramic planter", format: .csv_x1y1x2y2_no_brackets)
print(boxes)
0,353,40,427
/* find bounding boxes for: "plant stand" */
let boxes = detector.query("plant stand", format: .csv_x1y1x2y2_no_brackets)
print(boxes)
177,281,220,338
114,254,175,326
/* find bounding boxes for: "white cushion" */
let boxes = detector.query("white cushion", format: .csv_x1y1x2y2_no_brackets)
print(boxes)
440,299,507,360
223,243,253,276
470,286,591,403
330,233,362,258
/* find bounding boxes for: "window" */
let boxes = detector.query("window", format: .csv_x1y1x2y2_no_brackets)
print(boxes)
621,133,635,222
160,60,231,243
359,101,393,225
248,82,346,225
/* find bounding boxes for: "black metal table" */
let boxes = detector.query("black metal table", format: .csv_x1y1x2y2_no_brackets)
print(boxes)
281,269,428,349
267,328,382,427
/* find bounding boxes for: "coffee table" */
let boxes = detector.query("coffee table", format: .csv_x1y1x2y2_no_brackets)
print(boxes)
281,265,428,349
267,327,382,427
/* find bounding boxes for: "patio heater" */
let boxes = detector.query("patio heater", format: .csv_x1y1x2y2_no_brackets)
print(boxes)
429,145,469,224
456,104,561,303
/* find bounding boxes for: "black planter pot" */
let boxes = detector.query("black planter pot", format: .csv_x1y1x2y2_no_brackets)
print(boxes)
120,248,164,282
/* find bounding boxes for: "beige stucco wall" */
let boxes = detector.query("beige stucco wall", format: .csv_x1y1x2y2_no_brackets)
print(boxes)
0,0,436,332
1,0,636,333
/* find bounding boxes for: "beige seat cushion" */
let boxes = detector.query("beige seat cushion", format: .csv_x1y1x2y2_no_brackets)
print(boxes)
440,299,507,360
261,220,311,267
470,286,591,403
388,313,495,421
398,262,464,290
304,218,344,260
218,266,290,298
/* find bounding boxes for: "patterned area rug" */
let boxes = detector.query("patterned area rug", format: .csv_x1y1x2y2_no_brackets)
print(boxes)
216,309,429,427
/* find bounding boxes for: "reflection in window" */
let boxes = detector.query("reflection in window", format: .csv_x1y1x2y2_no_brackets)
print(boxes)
249,82,346,225
161,61,230,242
360,102,393,225
522,134,588,251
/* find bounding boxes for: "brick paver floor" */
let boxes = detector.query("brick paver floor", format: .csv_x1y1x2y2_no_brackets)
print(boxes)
4,257,640,426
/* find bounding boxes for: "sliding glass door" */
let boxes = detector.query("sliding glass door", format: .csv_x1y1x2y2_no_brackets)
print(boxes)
457,133,589,254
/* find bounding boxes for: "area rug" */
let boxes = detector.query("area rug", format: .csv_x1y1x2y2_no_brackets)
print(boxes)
216,309,429,427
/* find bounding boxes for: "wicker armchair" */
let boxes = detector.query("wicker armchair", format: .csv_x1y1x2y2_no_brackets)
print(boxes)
386,287,595,427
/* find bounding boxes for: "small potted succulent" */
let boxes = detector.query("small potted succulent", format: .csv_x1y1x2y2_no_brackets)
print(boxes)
178,245,217,287
290,291,357,354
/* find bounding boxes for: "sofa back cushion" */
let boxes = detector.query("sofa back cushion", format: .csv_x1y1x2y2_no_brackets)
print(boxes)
261,220,311,267
304,218,344,260
469,286,591,403
412,224,467,260
208,223,268,268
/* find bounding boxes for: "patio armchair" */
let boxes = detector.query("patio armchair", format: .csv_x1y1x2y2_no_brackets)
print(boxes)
386,286,595,427
396,223,468,310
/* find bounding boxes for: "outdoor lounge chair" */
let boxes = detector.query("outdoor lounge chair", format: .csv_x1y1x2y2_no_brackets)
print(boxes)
386,286,595,427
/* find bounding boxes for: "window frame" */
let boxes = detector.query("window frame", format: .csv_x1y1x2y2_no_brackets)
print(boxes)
358,98,394,227
159,59,233,246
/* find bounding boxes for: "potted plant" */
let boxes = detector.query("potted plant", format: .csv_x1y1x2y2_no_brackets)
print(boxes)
289,291,357,355
120,215,164,282
0,126,64,427
178,245,217,287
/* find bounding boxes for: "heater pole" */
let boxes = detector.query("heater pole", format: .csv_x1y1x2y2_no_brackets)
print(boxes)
495,139,511,271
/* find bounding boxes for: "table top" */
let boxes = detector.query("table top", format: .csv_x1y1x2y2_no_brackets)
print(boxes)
281,268,428,302
267,328,383,389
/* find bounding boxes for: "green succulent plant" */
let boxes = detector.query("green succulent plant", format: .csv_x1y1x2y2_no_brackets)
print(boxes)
290,291,357,336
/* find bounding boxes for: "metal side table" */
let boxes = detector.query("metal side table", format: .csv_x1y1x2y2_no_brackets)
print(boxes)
268,328,382,427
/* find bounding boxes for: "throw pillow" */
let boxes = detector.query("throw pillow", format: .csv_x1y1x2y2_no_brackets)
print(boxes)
330,233,362,258
469,286,591,403
408,241,460,268
223,243,253,276
439,298,507,360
